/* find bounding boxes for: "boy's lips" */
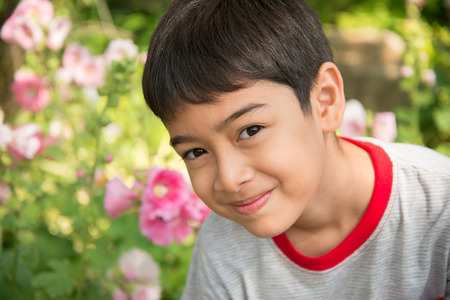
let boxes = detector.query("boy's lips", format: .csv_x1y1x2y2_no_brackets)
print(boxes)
230,190,272,215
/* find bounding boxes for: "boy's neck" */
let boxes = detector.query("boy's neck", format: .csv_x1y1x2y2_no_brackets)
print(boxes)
285,137,375,257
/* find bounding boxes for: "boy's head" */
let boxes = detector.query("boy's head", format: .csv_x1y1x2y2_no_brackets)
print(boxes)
142,0,334,123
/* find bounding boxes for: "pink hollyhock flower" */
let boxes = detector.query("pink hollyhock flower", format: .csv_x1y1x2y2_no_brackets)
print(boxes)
423,69,436,86
141,168,191,221
46,17,71,51
104,38,139,65
16,0,54,26
340,99,367,138
0,124,13,148
11,69,50,112
400,65,414,78
138,205,193,246
56,67,73,83
73,55,106,87
106,154,114,163
11,16,44,50
112,288,128,300
118,248,160,285
104,177,137,218
180,193,211,224
132,285,162,300
9,123,45,160
1,12,17,42
76,169,85,179
1,0,53,43
62,43,90,70
371,112,397,143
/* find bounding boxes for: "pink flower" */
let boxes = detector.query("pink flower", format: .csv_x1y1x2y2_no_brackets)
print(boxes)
371,112,397,143
76,169,85,179
139,204,194,246
104,38,139,65
141,168,190,221
1,13,17,42
11,15,44,50
104,177,137,218
73,55,106,87
106,154,114,163
112,289,128,300
1,0,53,43
137,167,209,245
0,124,13,148
181,193,211,224
118,248,160,285
340,99,367,138
62,43,90,70
400,65,414,78
423,69,436,86
16,0,54,26
46,17,71,51
56,67,73,83
11,69,50,112
9,123,45,160
132,285,162,300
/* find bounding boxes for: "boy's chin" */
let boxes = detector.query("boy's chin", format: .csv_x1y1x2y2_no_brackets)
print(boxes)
242,222,289,239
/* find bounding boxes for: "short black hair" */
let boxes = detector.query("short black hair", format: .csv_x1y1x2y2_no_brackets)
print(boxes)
142,0,333,123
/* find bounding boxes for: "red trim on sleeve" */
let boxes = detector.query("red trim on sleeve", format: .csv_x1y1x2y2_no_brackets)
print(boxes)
272,138,393,271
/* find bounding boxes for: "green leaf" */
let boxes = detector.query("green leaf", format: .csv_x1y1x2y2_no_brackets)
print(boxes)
32,259,75,298
107,94,121,108
433,107,450,134
1,214,16,230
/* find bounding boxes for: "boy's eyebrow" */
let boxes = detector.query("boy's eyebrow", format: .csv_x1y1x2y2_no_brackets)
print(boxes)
170,103,267,148
170,134,196,148
214,103,267,132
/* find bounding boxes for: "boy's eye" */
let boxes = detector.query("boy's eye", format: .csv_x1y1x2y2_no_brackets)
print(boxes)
239,125,263,140
183,148,207,160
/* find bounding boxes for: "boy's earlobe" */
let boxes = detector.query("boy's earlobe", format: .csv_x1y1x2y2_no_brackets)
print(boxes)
313,62,346,133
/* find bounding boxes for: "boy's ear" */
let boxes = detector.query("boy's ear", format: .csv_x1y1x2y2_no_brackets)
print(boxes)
311,62,345,133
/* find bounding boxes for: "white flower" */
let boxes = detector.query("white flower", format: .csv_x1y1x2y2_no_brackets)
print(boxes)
104,38,139,65
0,124,13,148
103,123,122,143
371,112,397,143
118,248,160,285
132,285,161,300
10,123,44,159
47,17,71,51
340,99,367,138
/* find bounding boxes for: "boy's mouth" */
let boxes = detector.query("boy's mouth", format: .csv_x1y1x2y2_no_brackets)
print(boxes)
230,190,272,215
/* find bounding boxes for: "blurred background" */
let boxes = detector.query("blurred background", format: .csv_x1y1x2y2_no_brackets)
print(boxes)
0,0,449,299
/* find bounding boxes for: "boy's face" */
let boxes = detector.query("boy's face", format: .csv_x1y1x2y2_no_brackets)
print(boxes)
167,80,329,238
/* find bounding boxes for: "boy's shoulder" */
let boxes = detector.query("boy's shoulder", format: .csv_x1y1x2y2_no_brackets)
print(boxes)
360,137,450,176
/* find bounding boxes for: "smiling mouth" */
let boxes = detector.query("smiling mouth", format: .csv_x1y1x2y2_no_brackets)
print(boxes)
231,190,272,215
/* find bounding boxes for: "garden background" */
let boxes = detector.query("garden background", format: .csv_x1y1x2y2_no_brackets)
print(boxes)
0,0,449,299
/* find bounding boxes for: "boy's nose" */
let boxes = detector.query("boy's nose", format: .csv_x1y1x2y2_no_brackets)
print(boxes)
213,151,254,193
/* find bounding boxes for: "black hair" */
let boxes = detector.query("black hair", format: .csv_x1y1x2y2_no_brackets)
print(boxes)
142,0,333,123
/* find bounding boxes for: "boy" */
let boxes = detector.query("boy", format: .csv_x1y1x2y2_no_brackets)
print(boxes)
142,0,450,298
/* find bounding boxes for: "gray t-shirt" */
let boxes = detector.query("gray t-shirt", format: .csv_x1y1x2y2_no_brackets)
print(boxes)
182,138,450,299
